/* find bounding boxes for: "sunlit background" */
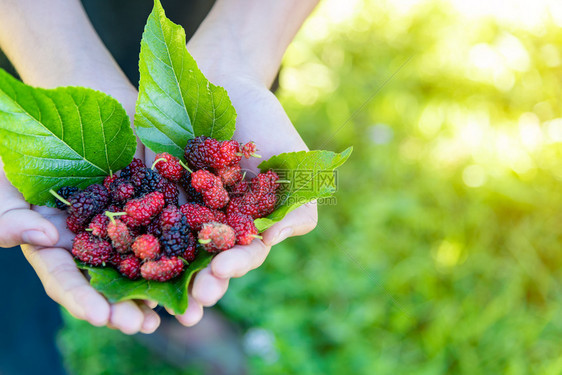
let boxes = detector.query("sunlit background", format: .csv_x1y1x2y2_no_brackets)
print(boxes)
60,0,562,373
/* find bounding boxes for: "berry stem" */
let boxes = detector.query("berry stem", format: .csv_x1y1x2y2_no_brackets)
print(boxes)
198,239,212,244
105,211,126,224
178,256,190,266
85,228,93,232
251,234,263,239
151,158,167,170
49,189,71,206
275,179,291,184
179,160,192,173
251,153,262,158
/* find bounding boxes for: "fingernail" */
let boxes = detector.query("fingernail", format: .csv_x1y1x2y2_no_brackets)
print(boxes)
166,308,176,316
141,313,160,334
22,230,51,246
182,313,203,327
270,227,293,246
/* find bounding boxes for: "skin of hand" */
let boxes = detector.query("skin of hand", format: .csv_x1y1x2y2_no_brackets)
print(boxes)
17,106,164,334
155,77,319,323
174,0,320,322
0,0,160,334
0,0,319,330
184,78,319,314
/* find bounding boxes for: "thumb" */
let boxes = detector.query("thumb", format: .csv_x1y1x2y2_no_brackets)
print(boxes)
0,207,59,248
0,161,59,248
262,201,318,247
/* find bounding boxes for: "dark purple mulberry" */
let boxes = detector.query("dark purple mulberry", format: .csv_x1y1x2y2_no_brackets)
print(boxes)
55,186,79,210
133,168,162,196
179,172,204,204
119,158,145,180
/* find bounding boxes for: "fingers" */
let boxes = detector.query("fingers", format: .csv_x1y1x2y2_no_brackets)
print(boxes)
195,202,316,309
186,203,317,320
191,267,230,306
262,201,318,247
138,302,161,333
211,240,271,279
23,243,162,334
21,244,110,326
174,294,204,327
144,300,158,309
0,171,58,247
108,300,161,335
108,301,143,334
0,207,59,247
186,227,278,322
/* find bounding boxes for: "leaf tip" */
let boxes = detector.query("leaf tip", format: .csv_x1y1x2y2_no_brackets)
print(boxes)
153,0,163,11
341,146,354,160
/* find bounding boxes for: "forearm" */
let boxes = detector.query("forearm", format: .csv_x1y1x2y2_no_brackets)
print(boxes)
0,0,135,102
188,0,319,88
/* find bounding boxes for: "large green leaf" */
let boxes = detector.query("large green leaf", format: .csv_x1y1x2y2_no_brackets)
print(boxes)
77,251,212,314
135,0,236,159
0,69,136,206
255,147,353,232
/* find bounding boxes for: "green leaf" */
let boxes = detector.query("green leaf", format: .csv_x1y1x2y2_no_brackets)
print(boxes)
0,68,136,206
135,0,236,159
255,147,353,232
77,251,212,315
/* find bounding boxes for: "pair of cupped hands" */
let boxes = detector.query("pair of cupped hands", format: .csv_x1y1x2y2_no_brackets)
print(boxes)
0,45,318,334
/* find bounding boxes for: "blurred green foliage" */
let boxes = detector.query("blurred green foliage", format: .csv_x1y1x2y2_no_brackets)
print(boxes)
58,310,201,375
59,0,562,373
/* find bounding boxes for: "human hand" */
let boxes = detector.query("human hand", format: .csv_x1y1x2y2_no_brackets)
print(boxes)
0,151,162,334
171,77,318,325
0,0,164,330
0,0,319,330
164,0,321,325
9,86,163,334
0,161,58,248
0,72,315,332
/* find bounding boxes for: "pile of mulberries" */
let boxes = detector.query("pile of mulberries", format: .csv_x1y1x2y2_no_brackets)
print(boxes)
53,136,278,282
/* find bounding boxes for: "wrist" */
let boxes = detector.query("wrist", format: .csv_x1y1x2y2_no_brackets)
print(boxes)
0,0,137,114
187,26,269,89
187,0,319,89
0,0,132,91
